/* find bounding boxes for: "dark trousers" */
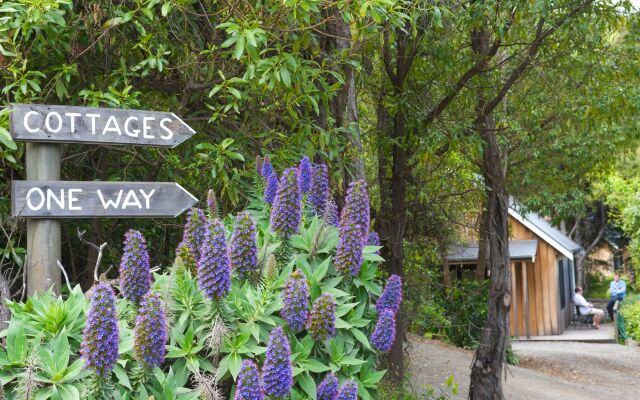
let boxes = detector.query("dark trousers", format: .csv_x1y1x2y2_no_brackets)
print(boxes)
607,295,624,320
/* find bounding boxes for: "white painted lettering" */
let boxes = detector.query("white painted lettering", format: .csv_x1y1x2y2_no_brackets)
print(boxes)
86,113,100,135
122,190,142,209
26,187,46,210
68,189,82,210
97,190,123,209
102,115,122,136
142,117,155,139
23,111,40,133
65,112,81,133
138,189,155,209
45,112,63,133
124,116,140,137
159,118,174,140
46,189,64,210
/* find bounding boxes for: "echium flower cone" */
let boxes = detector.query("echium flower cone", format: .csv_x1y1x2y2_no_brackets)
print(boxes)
119,229,151,304
298,156,312,194
376,274,403,314
370,309,396,353
235,360,264,400
262,327,293,398
334,222,364,277
230,213,258,280
81,283,119,378
338,179,370,242
317,373,339,400
270,167,302,239
281,270,309,331
261,155,273,178
309,163,329,216
336,381,358,400
264,172,278,204
323,196,339,226
197,218,231,299
307,293,336,341
134,292,167,369
176,208,206,273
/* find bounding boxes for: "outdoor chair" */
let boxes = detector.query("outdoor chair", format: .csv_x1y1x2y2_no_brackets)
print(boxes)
571,304,592,329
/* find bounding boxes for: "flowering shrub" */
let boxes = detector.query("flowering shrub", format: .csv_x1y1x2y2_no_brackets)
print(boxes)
0,157,399,400
119,229,151,304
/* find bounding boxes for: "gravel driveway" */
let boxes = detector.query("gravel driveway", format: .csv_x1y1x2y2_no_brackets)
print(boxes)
407,333,640,399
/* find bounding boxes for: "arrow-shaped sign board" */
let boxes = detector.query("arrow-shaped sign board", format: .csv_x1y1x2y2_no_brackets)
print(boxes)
9,104,195,148
12,181,197,218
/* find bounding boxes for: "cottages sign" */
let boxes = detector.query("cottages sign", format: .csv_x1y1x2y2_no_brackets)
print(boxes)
9,104,195,147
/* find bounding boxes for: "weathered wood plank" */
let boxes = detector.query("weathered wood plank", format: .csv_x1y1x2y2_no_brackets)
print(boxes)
25,143,61,295
12,181,197,218
9,104,195,148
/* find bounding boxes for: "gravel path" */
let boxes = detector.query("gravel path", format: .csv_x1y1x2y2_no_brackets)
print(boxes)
407,333,640,399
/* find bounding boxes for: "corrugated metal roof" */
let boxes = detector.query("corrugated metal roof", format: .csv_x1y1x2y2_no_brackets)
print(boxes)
447,239,538,263
508,207,583,260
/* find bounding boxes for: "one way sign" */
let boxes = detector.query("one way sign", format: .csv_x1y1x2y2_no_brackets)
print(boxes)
12,181,198,218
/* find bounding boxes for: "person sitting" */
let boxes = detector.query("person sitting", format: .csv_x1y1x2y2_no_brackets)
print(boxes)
573,287,604,329
607,272,626,321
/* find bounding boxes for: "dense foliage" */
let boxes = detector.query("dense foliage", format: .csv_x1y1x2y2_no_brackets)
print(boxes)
0,160,394,400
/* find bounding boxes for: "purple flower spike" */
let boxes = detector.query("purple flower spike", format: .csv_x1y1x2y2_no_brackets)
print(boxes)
270,167,302,239
298,156,312,194
176,208,206,272
235,360,264,400
134,293,167,369
334,223,364,277
339,180,370,243
281,270,309,331
370,309,396,353
376,274,403,314
309,164,329,216
261,155,273,178
197,219,231,299
230,213,258,280
119,229,151,304
207,189,218,218
336,380,358,400
262,327,293,398
81,283,119,378
317,373,339,400
307,294,336,342
367,231,380,247
323,197,339,226
264,172,279,205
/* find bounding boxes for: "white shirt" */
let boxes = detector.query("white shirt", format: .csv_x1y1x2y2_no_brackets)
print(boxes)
573,293,591,315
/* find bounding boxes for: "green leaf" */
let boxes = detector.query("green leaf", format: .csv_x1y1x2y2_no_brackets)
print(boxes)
351,328,371,350
0,127,16,150
114,363,132,389
234,36,245,60
298,372,317,400
229,352,242,379
298,359,330,373
340,355,366,366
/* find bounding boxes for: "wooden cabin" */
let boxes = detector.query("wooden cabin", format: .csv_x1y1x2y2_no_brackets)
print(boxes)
445,207,583,338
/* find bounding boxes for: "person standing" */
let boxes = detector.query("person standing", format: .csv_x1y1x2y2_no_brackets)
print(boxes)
573,287,604,329
607,272,627,320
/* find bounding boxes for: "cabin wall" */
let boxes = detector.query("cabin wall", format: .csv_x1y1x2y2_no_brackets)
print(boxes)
509,216,563,336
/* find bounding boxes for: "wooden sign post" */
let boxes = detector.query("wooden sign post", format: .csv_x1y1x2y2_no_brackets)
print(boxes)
9,104,197,295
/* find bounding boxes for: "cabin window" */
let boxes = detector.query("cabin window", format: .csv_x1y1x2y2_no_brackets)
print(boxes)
614,252,623,271
558,259,566,309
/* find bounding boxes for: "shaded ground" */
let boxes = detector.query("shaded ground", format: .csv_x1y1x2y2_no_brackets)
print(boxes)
407,333,640,399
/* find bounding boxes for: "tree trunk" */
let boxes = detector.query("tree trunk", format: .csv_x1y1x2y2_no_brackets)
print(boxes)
324,9,365,180
469,25,511,400
475,207,490,280
469,119,511,399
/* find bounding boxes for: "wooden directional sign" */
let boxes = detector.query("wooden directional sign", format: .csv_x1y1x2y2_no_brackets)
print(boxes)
12,181,198,218
9,104,195,148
